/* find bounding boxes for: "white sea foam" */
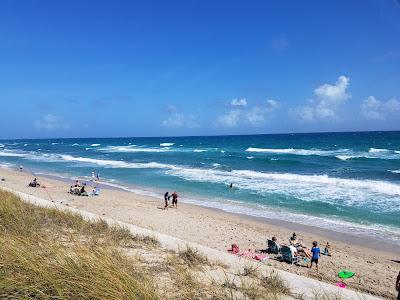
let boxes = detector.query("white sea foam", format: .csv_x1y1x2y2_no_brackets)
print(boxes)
91,143,101,146
59,154,175,169
23,144,28,146
0,151,26,157
160,143,174,147
72,143,79,146
246,147,400,160
336,155,356,161
100,145,171,153
389,170,400,174
245,147,346,156
166,168,400,213
193,149,207,152
247,156,254,159
369,148,388,153
0,144,4,148
51,143,58,145
220,150,225,153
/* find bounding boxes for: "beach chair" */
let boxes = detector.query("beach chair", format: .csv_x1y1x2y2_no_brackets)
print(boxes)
280,246,299,264
267,239,280,254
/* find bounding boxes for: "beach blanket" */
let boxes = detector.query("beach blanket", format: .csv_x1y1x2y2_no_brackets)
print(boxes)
338,269,355,279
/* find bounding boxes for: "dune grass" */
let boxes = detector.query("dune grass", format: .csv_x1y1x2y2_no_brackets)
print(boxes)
0,190,159,299
0,189,293,299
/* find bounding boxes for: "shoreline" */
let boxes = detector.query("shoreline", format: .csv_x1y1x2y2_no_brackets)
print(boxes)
1,165,399,298
20,166,400,254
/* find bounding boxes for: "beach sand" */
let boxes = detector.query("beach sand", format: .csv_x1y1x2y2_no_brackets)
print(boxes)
0,166,398,299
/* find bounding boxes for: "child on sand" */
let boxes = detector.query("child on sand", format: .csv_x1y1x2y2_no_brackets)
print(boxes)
309,241,320,270
323,242,332,256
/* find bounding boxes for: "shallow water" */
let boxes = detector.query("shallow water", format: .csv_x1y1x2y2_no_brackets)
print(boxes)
1,131,399,244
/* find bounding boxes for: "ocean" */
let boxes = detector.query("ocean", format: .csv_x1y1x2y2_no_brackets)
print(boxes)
1,131,399,245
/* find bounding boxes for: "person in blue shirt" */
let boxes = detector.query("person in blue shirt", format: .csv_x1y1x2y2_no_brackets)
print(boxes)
309,241,320,270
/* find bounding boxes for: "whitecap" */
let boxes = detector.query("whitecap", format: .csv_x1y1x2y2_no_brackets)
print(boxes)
160,143,174,147
389,170,400,174
247,156,254,159
91,143,101,146
193,149,207,152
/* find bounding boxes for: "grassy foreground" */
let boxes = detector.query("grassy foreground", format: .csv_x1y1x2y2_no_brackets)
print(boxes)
0,189,295,299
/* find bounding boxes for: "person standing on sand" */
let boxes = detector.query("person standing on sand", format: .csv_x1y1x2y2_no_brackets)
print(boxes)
309,241,320,271
164,192,169,209
171,191,178,208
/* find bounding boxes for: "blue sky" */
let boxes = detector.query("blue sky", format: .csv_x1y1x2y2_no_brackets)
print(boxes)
0,0,399,139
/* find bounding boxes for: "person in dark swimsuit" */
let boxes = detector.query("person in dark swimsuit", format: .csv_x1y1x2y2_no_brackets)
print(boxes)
164,192,169,209
171,191,178,208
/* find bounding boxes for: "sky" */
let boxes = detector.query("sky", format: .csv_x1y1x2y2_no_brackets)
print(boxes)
0,0,399,139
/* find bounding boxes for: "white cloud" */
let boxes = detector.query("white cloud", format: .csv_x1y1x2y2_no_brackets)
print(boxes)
231,98,247,107
34,114,71,131
162,108,200,128
361,96,400,120
217,99,280,127
294,75,351,121
216,110,241,127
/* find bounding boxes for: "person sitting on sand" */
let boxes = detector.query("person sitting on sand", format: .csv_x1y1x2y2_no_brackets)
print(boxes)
271,236,281,250
69,185,74,194
80,185,88,196
309,241,320,270
323,242,332,256
164,191,169,209
171,191,178,208
28,178,40,187
288,244,298,258
91,186,100,196
289,233,311,258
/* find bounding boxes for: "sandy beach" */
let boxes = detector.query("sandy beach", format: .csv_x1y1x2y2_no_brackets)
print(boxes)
0,166,398,299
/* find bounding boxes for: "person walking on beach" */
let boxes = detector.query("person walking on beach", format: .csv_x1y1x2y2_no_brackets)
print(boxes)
309,241,320,271
164,191,169,209
396,271,400,300
171,191,178,208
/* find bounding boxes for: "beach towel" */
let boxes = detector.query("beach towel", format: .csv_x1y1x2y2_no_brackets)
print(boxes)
254,254,268,261
336,282,347,288
338,270,355,279
227,243,240,254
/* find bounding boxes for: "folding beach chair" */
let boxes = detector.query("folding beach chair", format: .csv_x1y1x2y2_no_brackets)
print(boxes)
267,239,280,254
280,246,299,264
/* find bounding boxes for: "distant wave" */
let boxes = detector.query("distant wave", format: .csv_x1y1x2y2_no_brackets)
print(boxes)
72,143,79,146
193,149,207,152
389,170,400,174
0,151,26,157
336,155,357,161
245,147,346,156
369,148,388,153
246,147,400,160
59,154,175,169
160,143,174,147
99,145,171,153
247,156,254,159
0,144,4,148
91,143,101,147
166,168,400,213
51,143,58,145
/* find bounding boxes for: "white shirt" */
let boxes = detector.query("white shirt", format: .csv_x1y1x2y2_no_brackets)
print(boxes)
289,245,298,257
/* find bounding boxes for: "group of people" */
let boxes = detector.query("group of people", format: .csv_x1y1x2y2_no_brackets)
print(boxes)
68,180,100,197
28,178,40,187
269,232,331,270
163,191,179,209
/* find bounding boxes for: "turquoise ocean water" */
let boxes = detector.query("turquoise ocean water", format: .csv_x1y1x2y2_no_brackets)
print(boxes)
1,131,399,244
